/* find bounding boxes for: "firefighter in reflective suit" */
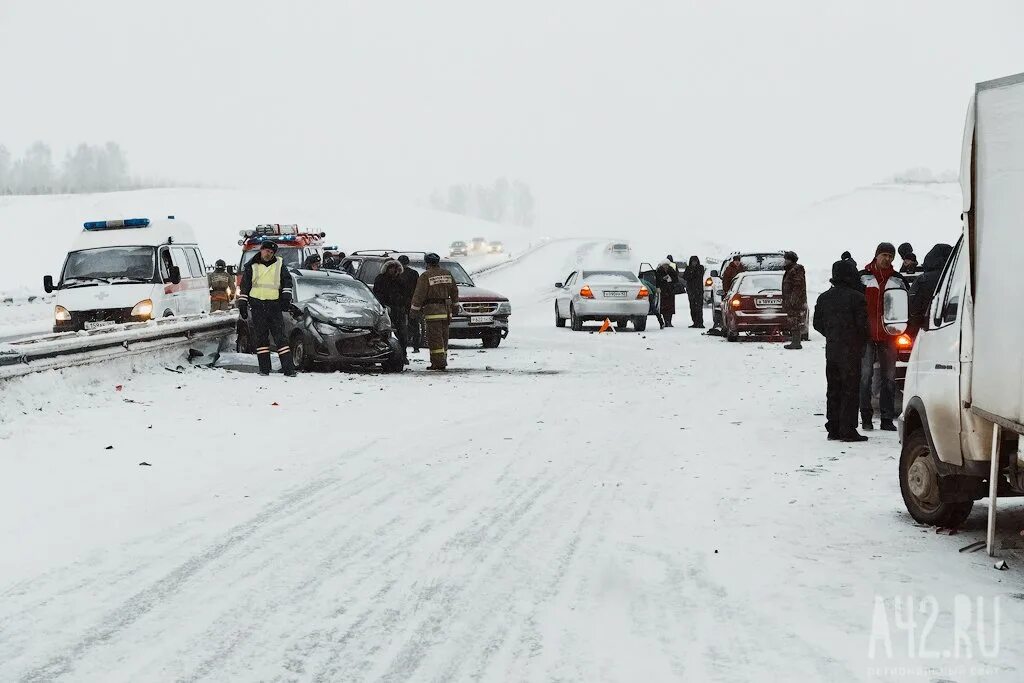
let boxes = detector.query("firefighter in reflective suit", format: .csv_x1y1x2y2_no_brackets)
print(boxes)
411,252,459,371
208,259,232,312
238,241,297,377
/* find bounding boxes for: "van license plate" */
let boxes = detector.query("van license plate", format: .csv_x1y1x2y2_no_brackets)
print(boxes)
84,320,116,329
755,298,780,308
470,316,492,324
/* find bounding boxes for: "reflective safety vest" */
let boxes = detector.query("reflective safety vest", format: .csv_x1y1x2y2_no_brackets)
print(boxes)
250,259,282,301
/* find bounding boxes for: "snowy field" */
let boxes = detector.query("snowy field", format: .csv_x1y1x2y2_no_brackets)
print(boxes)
1,238,1022,682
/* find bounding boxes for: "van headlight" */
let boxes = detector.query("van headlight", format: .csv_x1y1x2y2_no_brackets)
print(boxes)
131,299,153,319
496,302,512,315
54,305,71,322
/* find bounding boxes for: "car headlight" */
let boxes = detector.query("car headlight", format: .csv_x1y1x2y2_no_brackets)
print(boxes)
496,302,512,315
131,299,153,319
376,310,393,333
314,321,337,336
54,305,71,322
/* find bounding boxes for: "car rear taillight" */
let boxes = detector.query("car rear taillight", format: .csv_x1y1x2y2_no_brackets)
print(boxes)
580,285,594,299
637,286,649,299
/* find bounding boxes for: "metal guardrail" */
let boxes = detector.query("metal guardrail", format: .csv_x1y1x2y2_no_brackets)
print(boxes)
0,312,237,379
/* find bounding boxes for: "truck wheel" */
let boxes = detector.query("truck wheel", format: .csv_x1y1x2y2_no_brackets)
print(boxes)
633,316,647,332
482,332,502,348
555,302,565,328
899,428,974,527
290,332,314,372
570,305,583,332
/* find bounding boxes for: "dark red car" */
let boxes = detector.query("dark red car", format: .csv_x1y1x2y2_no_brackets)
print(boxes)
721,271,808,342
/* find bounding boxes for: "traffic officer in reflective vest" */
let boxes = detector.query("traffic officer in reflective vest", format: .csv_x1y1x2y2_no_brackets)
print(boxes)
411,252,459,371
208,259,232,312
238,241,297,377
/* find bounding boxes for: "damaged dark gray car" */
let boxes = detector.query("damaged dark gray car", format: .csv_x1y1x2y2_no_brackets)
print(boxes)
236,269,404,372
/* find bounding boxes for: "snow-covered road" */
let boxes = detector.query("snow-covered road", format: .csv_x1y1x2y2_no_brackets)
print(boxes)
2,240,1022,682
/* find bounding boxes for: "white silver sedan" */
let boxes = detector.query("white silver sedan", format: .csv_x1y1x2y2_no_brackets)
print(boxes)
554,269,650,331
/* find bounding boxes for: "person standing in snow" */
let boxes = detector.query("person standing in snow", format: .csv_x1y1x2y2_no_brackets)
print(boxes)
898,242,919,274
721,255,744,294
397,255,422,353
238,241,297,377
373,258,409,364
681,255,705,328
639,266,665,329
411,252,459,371
813,259,869,442
208,259,232,312
908,243,953,336
858,242,908,431
303,253,322,271
781,251,807,350
656,259,679,327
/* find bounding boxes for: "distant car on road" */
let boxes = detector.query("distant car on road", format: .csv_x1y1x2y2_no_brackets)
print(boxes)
488,240,504,254
471,237,488,252
720,271,808,342
606,242,632,259
449,241,468,257
554,269,649,332
236,269,405,372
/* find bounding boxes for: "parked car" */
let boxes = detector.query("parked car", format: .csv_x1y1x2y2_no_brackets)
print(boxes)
342,251,511,348
710,251,788,329
449,241,468,257
720,271,808,342
488,241,504,254
235,268,404,372
606,242,632,259
554,269,649,331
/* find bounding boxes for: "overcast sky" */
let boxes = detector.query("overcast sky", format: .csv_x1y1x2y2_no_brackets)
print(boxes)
2,0,1022,233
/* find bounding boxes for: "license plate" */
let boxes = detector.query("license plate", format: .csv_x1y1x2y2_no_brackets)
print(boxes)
470,316,493,324
603,291,627,298
84,320,116,329
755,298,781,308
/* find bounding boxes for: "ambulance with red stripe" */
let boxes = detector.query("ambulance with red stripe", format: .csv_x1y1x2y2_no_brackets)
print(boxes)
43,216,212,332
237,224,327,284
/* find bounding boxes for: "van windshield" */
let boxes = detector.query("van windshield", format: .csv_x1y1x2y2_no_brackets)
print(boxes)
62,247,156,285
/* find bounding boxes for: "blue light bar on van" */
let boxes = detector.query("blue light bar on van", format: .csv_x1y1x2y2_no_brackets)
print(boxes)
83,218,151,231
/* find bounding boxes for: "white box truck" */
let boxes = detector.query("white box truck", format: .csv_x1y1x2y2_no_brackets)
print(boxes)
898,73,1024,555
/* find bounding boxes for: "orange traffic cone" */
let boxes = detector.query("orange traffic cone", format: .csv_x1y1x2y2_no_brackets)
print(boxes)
598,318,614,333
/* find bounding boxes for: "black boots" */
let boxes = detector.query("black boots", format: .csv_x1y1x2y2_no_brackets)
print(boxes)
784,328,802,350
664,315,673,327
880,419,897,431
257,351,272,376
257,349,296,376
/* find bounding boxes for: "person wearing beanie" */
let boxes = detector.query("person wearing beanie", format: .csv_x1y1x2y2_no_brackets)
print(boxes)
813,260,869,441
858,241,907,430
781,251,807,349
898,242,920,274
841,250,852,261
238,240,296,377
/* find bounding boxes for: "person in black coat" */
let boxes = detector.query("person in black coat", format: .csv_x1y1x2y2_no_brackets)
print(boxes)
813,259,869,442
656,259,679,327
908,243,953,336
397,255,422,352
373,259,409,362
681,255,706,328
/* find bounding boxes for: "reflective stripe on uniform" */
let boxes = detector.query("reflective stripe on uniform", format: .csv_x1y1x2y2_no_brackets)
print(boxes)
250,260,282,300
424,314,448,320
430,349,445,354
256,347,271,353
277,346,291,354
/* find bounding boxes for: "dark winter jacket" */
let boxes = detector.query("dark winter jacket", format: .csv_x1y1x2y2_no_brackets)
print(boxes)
656,260,679,314
681,258,705,292
398,265,419,310
372,260,406,309
813,260,868,359
860,261,907,342
721,260,743,293
908,243,954,334
782,262,807,316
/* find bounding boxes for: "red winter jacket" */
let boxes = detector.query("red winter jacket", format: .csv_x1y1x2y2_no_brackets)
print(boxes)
860,261,907,342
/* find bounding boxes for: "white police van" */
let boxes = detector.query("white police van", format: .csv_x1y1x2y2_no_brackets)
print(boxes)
43,216,211,332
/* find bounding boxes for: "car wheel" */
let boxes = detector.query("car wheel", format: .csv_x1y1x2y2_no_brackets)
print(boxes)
726,323,739,342
555,302,565,328
570,304,583,331
899,428,974,527
633,316,647,332
291,332,314,372
482,331,502,348
616,318,629,330
381,350,405,373
236,326,253,354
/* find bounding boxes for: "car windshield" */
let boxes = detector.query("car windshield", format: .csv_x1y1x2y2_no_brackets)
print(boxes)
583,270,638,284
295,275,373,303
62,247,155,284
451,242,466,247
405,261,475,286
737,273,783,294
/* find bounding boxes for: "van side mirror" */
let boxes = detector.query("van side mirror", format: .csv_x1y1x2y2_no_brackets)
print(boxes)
43,275,54,293
883,288,909,335
710,270,719,278
555,282,563,288
169,265,182,285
